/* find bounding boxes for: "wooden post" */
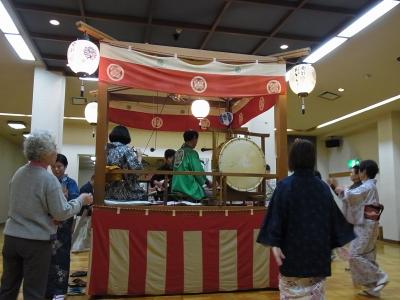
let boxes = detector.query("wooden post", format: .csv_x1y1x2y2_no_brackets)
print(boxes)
212,131,217,198
275,95,288,180
260,136,266,195
94,82,109,204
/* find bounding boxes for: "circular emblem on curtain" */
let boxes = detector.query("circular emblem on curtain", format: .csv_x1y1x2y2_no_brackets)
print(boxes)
151,116,163,129
238,112,244,125
191,76,207,93
199,118,210,129
266,80,281,94
106,64,125,81
258,96,265,111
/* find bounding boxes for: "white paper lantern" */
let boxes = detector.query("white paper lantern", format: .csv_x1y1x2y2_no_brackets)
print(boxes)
67,39,100,75
288,64,316,97
191,99,210,119
288,64,316,114
84,102,98,125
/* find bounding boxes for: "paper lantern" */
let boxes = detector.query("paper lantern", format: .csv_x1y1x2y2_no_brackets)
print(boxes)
191,99,210,119
67,39,100,75
288,64,316,114
84,102,98,125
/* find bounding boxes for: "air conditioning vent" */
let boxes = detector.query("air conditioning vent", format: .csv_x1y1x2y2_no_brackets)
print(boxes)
318,91,340,101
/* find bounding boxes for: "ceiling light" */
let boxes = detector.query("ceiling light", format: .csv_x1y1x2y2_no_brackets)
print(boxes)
0,1,19,34
49,19,60,26
338,0,399,38
303,37,347,64
338,88,344,92
90,156,96,161
280,44,289,50
23,132,30,138
79,76,98,82
5,34,35,61
317,93,400,128
0,112,31,117
7,121,26,130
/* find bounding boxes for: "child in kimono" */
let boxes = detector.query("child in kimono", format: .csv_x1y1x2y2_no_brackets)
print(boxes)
336,160,388,297
257,139,355,299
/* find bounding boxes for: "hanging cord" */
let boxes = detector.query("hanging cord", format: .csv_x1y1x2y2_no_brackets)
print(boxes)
144,92,168,153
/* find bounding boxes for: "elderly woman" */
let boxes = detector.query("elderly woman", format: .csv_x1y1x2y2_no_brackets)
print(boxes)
0,131,93,300
105,125,145,200
257,139,355,299
46,154,80,299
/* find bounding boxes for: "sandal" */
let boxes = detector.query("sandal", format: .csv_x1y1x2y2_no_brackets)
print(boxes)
70,271,87,277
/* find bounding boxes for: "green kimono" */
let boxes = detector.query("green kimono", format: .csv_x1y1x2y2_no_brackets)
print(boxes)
172,145,207,200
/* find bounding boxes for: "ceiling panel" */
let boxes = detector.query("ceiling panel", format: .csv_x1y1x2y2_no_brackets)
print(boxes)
84,0,150,18
13,0,80,10
257,38,317,56
87,20,145,42
205,33,262,54
149,26,206,49
219,2,289,32
152,0,224,26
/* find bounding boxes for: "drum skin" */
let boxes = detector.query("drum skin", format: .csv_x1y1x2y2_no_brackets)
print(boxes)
218,138,266,191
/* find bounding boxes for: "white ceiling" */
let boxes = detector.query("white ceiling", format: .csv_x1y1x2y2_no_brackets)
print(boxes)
0,5,399,144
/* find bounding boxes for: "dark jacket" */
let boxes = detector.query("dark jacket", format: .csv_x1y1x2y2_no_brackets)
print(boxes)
257,169,355,278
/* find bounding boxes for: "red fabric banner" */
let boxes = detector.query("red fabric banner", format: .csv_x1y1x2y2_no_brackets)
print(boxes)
88,206,279,296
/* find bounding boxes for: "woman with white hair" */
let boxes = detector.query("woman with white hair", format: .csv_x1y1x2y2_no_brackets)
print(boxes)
0,131,93,300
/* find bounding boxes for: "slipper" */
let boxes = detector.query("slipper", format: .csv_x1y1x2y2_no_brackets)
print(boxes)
372,274,389,293
358,289,380,297
70,271,87,277
67,286,85,296
72,278,86,284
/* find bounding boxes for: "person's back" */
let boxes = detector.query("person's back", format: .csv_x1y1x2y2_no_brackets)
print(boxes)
5,164,71,240
275,170,344,277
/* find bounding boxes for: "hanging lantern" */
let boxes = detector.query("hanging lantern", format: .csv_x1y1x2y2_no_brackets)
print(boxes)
84,102,98,125
67,39,100,76
191,99,210,119
288,64,316,114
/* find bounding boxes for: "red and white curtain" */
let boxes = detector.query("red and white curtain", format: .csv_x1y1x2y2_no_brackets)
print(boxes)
99,43,286,131
88,206,279,296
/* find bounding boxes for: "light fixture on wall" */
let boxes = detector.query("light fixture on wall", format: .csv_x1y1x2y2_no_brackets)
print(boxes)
287,64,316,114
84,101,97,137
7,121,26,129
191,99,210,119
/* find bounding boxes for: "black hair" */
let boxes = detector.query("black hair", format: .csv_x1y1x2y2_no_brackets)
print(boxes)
183,130,199,142
109,125,131,145
352,165,360,174
314,170,322,180
164,149,176,159
56,153,68,167
359,160,379,179
265,164,271,172
288,139,316,171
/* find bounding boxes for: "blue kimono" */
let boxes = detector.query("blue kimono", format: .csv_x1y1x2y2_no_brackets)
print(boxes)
46,175,79,297
257,169,355,278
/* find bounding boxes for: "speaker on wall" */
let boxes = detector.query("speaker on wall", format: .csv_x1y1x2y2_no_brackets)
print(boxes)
325,138,341,148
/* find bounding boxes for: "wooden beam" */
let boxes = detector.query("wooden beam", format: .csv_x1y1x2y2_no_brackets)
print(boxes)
76,21,115,41
94,82,109,204
109,93,225,108
200,0,232,49
275,94,288,180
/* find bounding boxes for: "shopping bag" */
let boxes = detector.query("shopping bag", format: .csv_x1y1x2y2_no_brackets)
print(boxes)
71,208,91,252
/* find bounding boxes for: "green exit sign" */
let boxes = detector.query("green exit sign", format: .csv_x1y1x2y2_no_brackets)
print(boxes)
347,159,360,168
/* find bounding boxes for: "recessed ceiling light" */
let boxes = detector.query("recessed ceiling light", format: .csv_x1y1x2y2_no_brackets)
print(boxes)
49,19,60,26
338,88,344,92
23,132,30,138
280,44,289,50
5,34,35,61
0,1,19,34
7,121,26,130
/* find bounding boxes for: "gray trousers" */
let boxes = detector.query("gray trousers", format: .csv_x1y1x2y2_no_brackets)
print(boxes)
0,235,52,300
